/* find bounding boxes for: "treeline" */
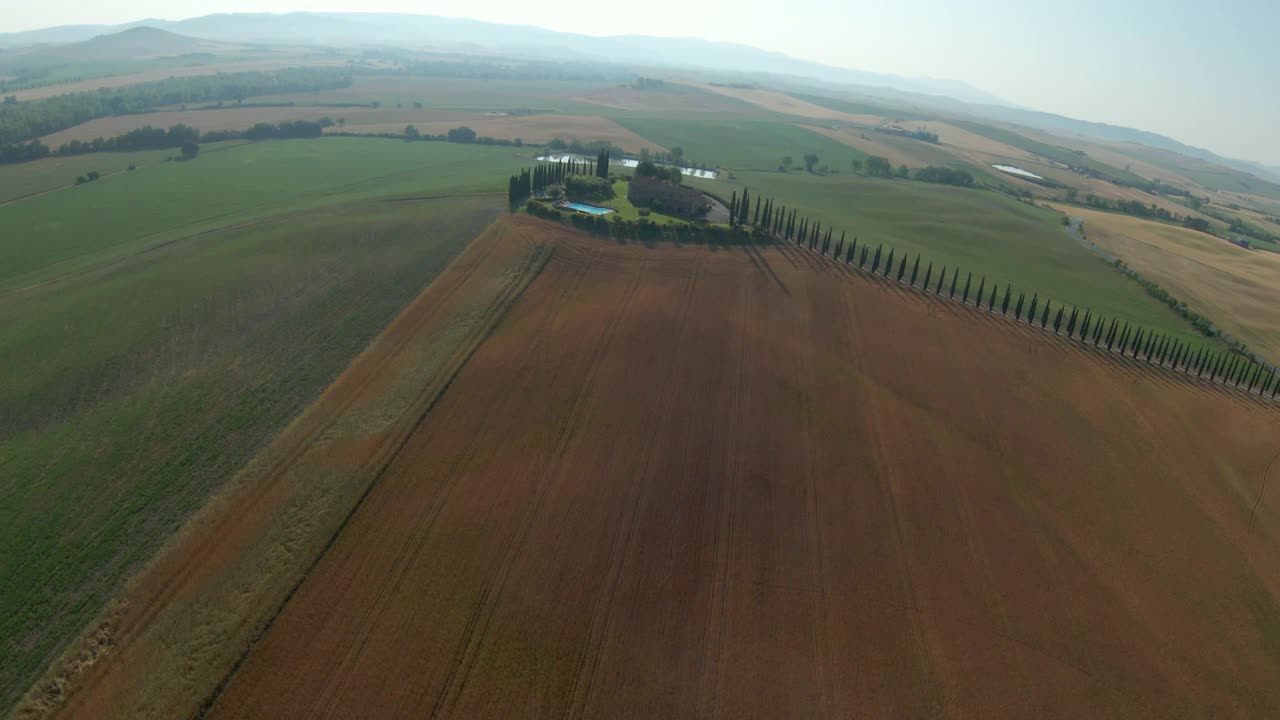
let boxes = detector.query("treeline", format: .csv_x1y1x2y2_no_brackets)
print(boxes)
1079,192,1217,234
773,210,1278,401
507,153,609,205
0,68,352,159
914,166,974,186
874,126,939,144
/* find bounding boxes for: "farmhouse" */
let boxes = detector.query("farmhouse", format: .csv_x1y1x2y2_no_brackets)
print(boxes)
627,176,708,216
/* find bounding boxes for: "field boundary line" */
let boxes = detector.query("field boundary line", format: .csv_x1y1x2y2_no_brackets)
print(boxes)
195,238,556,720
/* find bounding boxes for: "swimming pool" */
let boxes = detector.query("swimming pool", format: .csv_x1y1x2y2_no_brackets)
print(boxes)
562,202,614,215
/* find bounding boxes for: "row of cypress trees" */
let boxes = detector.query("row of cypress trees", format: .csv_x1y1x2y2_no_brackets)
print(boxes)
508,158,603,205
770,197,1280,401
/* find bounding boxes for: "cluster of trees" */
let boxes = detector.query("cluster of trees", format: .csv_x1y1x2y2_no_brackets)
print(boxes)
1111,260,1216,337
780,217,1279,401
874,126,940,144
594,148,611,178
634,159,682,184
74,170,100,185
914,166,974,186
631,77,665,90
864,155,893,177
563,174,614,201
0,68,351,157
1081,194,1179,221
524,199,759,244
548,137,622,157
508,157,604,205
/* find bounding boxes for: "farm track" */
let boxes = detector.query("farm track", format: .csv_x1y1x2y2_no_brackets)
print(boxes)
30,220,1280,719
17,217,555,720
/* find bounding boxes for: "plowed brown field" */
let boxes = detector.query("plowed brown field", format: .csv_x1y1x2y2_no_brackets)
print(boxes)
32,218,1280,719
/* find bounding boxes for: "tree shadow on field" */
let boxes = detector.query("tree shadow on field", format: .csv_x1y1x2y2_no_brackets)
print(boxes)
739,242,790,295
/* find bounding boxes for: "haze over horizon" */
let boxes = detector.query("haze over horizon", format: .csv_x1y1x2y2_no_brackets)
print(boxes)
4,0,1277,167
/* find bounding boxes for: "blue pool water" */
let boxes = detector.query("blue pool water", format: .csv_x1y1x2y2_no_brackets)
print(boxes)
562,202,614,215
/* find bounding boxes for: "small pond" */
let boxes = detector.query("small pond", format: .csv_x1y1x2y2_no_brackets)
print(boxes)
992,164,1045,180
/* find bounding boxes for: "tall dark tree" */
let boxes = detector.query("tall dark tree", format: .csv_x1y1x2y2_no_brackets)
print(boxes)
987,283,997,311
1014,292,1025,320
937,266,946,295
950,269,959,299
962,273,973,304
1053,307,1064,333
1065,307,1078,336
884,249,895,277
974,276,985,307
910,256,921,286
1027,294,1039,324
924,262,934,291
1001,286,1012,315
753,198,761,226
739,188,751,226
897,253,907,282
1105,319,1118,350
730,192,738,226
846,237,858,263
872,245,883,274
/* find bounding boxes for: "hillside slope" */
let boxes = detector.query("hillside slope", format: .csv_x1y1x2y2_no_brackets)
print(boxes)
27,218,1280,719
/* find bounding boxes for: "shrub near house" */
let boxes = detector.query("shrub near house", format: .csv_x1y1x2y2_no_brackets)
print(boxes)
564,174,614,201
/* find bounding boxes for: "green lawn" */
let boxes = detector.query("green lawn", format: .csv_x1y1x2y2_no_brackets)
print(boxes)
614,115,867,172
0,137,523,290
691,170,1221,349
598,180,689,223
0,194,500,712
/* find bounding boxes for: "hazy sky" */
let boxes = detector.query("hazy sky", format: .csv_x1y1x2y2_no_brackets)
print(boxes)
7,0,1278,166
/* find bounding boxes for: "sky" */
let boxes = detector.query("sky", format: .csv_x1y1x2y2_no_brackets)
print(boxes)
6,0,1278,166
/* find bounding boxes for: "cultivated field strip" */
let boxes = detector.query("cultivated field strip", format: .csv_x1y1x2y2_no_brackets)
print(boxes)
17,218,555,720
194,225,1280,719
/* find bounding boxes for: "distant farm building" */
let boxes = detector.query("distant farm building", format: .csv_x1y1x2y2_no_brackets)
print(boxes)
627,177,708,216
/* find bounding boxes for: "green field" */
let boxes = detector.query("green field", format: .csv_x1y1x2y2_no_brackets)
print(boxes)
0,137,521,290
691,170,1218,349
949,120,1151,186
259,74,608,113
0,191,500,711
0,143,255,205
615,115,867,171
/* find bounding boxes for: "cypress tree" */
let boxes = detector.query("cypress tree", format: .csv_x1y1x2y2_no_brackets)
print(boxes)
1066,307,1078,336
872,245,883,273
730,192,738,226
1118,325,1131,354
809,222,819,250
1041,300,1051,329
1249,364,1263,391
1027,294,1039,323
753,198,761,226
1106,319,1118,349
1210,353,1223,380
1193,347,1205,375
923,262,933,290
846,238,857,263
988,283,997,311
1001,286,1012,315
897,254,907,282
962,273,972,304
1093,315,1104,345
974,276,985,307
1080,312,1092,341
1014,292,1025,320
739,188,751,226
1143,332,1156,358
1131,329,1144,356
949,269,959,299
884,249,895,277
860,245,869,268
937,266,947,295
910,256,921,286
1053,306,1064,333
834,237,844,259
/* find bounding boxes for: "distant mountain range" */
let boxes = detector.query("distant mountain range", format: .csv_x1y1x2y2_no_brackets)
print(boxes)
2,12,1275,181
0,12,1007,105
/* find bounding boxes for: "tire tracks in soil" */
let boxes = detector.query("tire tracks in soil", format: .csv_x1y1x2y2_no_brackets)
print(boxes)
428,258,647,720
697,271,750,719
291,242,569,720
564,261,701,720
